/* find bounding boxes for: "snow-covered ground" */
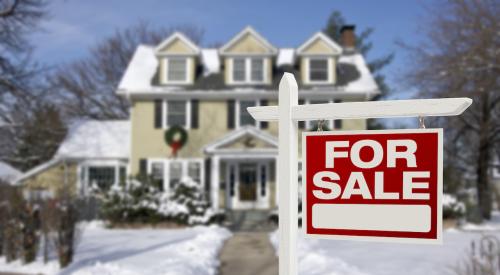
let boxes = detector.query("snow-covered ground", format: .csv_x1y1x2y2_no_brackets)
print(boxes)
271,213,500,275
0,223,231,275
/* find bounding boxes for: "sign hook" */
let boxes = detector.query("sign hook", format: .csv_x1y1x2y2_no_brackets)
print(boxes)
418,116,426,129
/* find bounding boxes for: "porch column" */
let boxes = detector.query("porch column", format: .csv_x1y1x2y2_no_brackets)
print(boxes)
274,156,279,208
210,156,220,210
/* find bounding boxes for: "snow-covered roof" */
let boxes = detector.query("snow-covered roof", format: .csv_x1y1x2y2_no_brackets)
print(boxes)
201,49,220,76
277,48,295,66
118,45,158,91
0,161,21,183
56,120,130,159
338,54,378,93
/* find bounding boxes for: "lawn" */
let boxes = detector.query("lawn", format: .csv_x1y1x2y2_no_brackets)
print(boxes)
0,222,231,275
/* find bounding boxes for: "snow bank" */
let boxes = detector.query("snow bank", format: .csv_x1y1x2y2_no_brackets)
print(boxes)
269,231,369,275
0,225,231,275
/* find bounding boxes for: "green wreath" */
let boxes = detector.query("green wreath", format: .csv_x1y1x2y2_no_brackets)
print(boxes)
164,125,188,147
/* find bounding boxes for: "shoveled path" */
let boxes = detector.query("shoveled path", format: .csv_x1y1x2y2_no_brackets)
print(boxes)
219,232,278,275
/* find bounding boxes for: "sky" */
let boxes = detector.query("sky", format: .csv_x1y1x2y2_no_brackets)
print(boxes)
31,0,430,101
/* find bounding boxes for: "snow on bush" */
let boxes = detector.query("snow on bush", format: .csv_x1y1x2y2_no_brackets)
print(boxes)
443,193,466,219
99,175,215,225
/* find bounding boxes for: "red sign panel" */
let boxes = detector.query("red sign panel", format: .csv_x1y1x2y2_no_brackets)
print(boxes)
303,129,442,244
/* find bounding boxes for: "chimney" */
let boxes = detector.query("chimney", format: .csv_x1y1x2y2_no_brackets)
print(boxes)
340,25,356,50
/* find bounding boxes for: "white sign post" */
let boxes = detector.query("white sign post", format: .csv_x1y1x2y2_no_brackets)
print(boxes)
247,73,472,275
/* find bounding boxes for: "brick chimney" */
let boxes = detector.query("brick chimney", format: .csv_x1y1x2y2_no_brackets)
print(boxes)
340,25,356,50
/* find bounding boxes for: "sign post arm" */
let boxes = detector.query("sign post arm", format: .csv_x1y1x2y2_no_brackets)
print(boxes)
278,73,298,275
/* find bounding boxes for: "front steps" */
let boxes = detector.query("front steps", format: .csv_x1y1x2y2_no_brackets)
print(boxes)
225,210,277,232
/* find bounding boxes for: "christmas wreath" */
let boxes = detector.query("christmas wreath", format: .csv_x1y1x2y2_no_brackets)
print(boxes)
164,125,188,157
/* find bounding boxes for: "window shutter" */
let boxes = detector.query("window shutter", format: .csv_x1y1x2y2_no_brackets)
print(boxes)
154,100,162,129
298,99,305,129
139,159,148,176
191,99,199,129
260,100,268,129
227,100,235,129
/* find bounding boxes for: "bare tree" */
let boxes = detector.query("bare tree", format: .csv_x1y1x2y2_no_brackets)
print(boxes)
404,0,500,219
51,22,204,120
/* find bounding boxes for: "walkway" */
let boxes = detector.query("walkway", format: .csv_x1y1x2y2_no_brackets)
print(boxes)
219,232,278,275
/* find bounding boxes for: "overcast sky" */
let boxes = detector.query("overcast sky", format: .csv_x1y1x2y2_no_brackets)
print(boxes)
32,0,431,102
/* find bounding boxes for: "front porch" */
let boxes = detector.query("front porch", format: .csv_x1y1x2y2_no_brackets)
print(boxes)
204,126,278,211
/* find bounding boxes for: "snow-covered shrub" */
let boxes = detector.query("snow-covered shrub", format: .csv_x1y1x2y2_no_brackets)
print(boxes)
160,177,214,225
443,193,466,219
99,175,215,226
453,235,500,275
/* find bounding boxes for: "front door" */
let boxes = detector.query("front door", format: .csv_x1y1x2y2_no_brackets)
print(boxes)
239,163,257,202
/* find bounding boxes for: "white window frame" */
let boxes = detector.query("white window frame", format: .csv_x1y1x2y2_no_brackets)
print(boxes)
305,57,332,85
147,158,205,194
164,57,191,85
230,57,266,84
164,100,191,129
235,99,261,129
77,160,128,196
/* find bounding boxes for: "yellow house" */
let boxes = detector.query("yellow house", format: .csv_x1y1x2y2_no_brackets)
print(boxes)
18,25,379,210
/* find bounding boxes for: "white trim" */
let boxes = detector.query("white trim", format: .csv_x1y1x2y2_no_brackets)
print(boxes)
297,32,342,56
219,26,278,55
155,32,200,55
304,57,334,85
15,158,61,184
78,160,128,196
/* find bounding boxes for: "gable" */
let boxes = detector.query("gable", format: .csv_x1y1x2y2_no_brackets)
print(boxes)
297,32,342,56
158,38,197,54
220,133,276,150
220,26,277,55
301,39,337,54
225,33,272,54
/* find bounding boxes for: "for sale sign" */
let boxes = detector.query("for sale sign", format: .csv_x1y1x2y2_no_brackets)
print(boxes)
302,129,442,244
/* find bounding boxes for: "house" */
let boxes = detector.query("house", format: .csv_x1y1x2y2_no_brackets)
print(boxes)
17,25,379,211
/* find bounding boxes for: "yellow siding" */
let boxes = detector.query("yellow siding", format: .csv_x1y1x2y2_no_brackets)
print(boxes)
224,58,231,84
225,33,270,54
22,162,78,195
130,100,231,174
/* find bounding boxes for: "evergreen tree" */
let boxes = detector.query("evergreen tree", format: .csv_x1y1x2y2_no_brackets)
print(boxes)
323,11,394,129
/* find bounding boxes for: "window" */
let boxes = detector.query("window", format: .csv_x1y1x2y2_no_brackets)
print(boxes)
119,166,127,186
233,58,246,82
239,101,256,126
151,162,164,191
88,167,115,191
232,58,265,83
188,162,201,183
251,59,264,82
309,59,328,82
167,58,187,82
167,101,187,127
169,161,182,188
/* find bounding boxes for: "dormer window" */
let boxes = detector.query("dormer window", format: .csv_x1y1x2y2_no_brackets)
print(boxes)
167,58,188,82
231,57,265,84
309,58,328,82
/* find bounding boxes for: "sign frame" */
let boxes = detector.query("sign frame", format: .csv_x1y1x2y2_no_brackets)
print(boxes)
302,128,443,244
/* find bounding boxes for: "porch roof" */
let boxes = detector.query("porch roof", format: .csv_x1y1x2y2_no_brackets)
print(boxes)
204,126,278,155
